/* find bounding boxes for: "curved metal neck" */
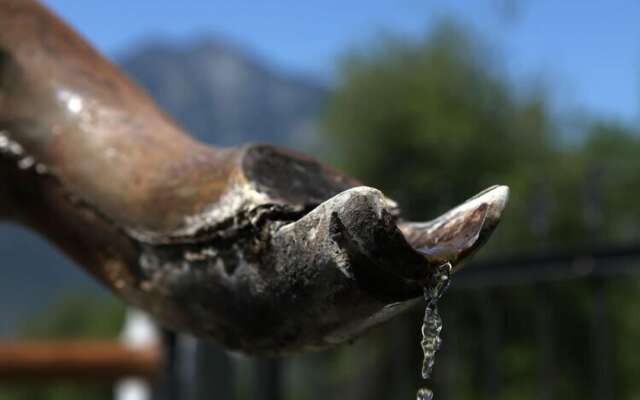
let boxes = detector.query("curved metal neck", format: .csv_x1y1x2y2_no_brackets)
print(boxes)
0,0,237,233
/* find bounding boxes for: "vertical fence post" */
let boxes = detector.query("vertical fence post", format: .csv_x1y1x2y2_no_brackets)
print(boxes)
441,306,461,400
192,340,236,400
590,278,613,400
478,290,501,397
254,358,284,400
152,330,181,400
583,164,613,399
527,180,555,400
534,285,555,400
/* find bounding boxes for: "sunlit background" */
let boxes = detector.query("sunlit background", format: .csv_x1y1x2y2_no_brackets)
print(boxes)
1,0,640,399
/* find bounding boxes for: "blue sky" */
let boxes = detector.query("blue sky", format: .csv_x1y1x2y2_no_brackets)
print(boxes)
42,0,640,123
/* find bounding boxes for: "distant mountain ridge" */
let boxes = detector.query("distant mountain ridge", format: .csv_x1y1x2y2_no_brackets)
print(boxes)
120,38,328,148
0,37,328,334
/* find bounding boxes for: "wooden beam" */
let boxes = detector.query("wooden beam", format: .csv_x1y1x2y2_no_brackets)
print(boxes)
0,341,162,383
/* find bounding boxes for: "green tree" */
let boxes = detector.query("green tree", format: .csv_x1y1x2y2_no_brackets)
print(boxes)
323,21,557,254
319,19,640,400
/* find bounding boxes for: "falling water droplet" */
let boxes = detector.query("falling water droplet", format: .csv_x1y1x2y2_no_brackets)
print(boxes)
421,303,443,379
416,262,452,400
416,387,434,400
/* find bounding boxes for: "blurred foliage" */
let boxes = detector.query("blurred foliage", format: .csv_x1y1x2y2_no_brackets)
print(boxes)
0,293,125,400
19,293,125,340
312,20,640,400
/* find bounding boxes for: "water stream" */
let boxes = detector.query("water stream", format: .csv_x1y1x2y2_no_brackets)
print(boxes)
417,262,452,400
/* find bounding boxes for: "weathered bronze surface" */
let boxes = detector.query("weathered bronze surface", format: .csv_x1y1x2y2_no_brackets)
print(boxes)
0,0,509,354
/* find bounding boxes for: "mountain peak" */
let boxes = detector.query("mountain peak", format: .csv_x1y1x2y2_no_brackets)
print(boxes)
119,37,328,148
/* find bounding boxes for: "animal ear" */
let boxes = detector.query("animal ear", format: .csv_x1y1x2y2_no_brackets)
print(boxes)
399,185,509,270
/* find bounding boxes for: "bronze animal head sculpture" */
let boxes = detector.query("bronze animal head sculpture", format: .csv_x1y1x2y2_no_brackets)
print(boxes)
0,0,508,355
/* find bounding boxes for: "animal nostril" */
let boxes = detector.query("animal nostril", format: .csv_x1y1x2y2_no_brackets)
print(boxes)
0,48,11,76
0,48,8,67
0,48,18,93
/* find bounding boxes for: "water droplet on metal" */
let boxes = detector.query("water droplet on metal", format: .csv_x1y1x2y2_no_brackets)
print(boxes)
0,133,9,149
35,163,48,174
18,156,35,170
57,89,84,114
0,131,26,157
9,142,23,155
